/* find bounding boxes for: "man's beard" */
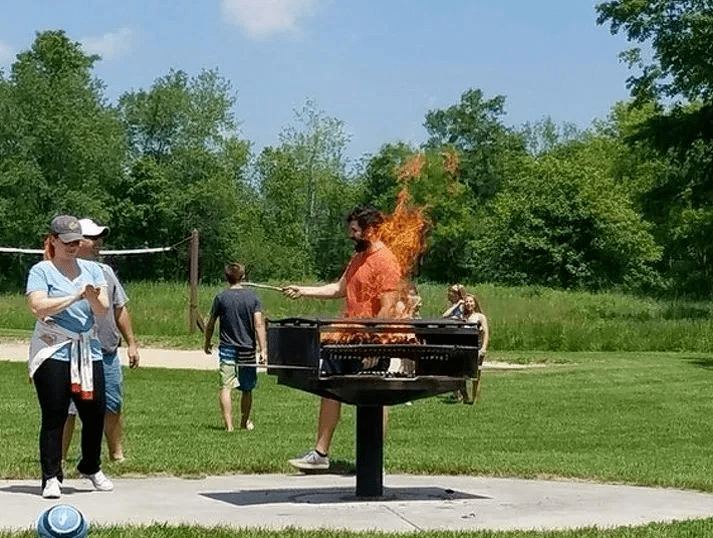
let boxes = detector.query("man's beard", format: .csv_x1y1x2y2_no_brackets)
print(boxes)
353,238,370,252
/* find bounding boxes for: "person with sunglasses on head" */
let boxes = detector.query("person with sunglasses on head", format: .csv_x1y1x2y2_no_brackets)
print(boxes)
62,218,140,464
26,215,113,499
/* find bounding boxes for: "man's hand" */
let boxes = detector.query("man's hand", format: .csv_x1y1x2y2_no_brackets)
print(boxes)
283,286,303,299
127,344,140,369
257,349,267,365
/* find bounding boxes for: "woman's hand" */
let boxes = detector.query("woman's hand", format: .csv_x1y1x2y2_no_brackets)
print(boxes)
81,283,100,300
79,282,109,316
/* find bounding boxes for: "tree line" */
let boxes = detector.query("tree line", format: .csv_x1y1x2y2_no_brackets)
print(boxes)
1,2,711,297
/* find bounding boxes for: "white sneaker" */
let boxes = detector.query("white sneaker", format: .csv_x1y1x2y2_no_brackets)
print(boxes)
288,449,329,470
42,477,61,499
242,419,255,431
82,470,114,491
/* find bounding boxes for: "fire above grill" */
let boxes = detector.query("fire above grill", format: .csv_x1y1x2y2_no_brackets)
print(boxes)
267,317,482,498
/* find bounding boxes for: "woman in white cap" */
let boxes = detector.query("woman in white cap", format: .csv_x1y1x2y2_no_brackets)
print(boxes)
26,215,114,499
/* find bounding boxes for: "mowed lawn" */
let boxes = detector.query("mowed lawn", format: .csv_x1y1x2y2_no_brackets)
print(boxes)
3,282,713,538
2,351,712,491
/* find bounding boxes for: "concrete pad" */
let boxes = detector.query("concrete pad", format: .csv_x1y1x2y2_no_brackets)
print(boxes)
2,474,713,532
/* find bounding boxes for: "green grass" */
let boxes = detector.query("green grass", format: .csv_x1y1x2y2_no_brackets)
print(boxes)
4,282,713,351
2,353,713,538
2,519,713,537
4,283,713,537
2,352,713,490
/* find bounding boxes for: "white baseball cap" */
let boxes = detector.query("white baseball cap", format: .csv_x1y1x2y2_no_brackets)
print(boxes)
78,218,109,238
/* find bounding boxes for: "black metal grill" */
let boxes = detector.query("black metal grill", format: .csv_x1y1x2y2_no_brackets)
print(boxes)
267,317,481,497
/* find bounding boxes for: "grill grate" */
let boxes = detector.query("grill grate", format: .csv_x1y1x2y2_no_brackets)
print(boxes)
321,343,478,361
320,343,479,378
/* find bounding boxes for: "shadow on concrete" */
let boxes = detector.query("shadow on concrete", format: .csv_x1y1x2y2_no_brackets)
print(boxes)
202,486,489,505
0,484,96,497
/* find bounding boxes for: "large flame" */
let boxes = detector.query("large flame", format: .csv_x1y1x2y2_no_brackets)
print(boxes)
377,189,430,279
321,153,439,348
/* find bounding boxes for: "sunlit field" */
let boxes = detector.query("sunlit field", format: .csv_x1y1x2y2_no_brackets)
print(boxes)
2,282,713,353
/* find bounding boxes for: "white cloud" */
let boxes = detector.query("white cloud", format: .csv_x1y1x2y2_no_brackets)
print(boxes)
221,0,319,38
81,27,133,60
0,40,15,68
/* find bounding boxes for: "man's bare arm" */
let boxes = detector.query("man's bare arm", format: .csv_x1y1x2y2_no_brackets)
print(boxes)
115,306,140,368
204,315,217,354
283,274,347,300
254,311,267,364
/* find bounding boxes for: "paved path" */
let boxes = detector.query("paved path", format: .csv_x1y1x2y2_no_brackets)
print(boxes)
0,341,217,370
3,341,713,533
0,342,538,370
3,474,713,533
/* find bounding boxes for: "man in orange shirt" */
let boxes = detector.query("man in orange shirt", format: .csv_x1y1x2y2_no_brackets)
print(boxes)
284,204,401,470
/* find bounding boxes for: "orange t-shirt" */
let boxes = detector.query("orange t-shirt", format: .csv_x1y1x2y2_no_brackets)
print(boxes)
342,245,401,318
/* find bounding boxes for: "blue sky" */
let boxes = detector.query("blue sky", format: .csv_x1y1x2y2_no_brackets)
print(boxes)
0,1,633,162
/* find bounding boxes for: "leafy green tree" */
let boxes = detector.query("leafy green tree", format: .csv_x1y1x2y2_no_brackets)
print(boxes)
630,102,713,294
597,1,713,295
359,141,415,212
423,88,526,200
472,154,662,290
596,0,713,102
0,30,125,290
406,149,478,282
360,144,478,282
113,69,250,282
256,100,360,280
519,117,584,157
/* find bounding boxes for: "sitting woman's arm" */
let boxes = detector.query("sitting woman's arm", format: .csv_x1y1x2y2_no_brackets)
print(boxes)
442,300,463,318
466,312,489,356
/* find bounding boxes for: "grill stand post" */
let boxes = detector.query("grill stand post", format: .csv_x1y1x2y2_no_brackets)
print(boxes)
355,405,383,497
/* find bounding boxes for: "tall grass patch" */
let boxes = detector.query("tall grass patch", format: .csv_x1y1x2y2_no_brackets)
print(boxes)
3,281,713,351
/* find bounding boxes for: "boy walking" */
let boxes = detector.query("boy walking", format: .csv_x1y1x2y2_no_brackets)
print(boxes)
204,263,267,431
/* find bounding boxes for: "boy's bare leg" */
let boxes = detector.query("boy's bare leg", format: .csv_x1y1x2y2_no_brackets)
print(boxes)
220,389,233,431
315,398,341,455
239,391,253,429
104,412,125,461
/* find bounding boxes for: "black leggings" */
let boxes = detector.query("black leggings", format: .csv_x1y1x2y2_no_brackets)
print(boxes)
33,358,106,484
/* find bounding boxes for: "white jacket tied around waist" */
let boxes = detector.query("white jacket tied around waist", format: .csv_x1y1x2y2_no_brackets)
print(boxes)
29,318,97,400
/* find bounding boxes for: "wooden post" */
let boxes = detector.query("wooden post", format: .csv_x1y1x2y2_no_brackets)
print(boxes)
188,229,199,333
